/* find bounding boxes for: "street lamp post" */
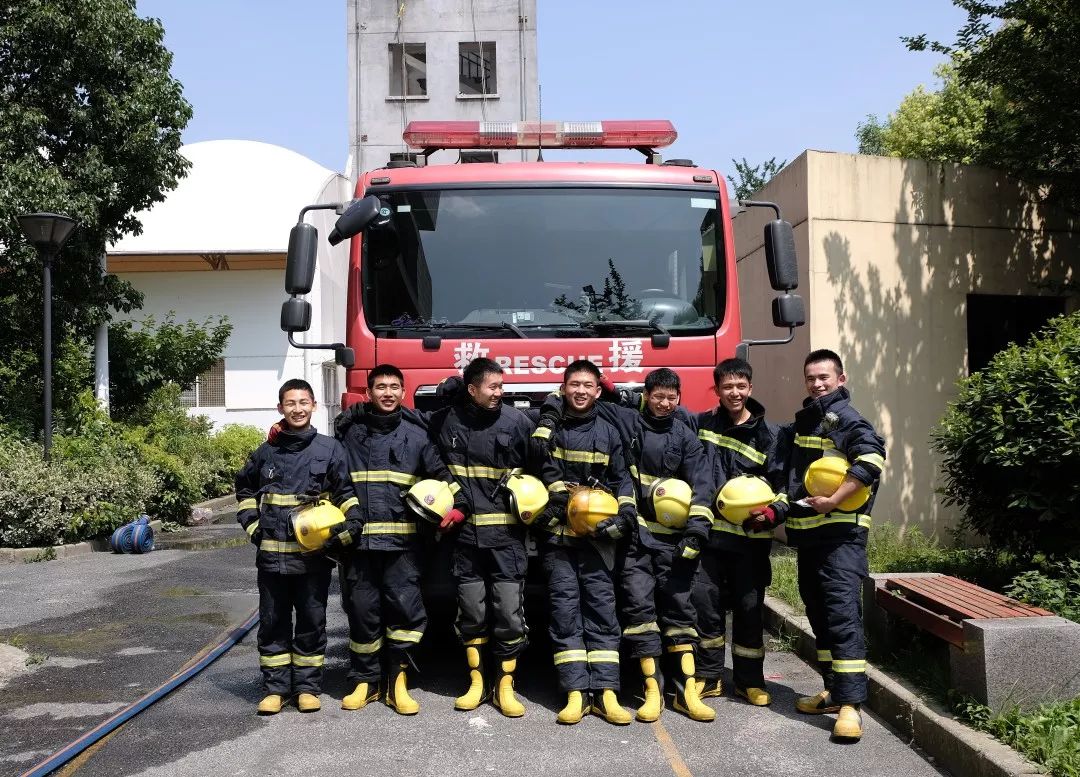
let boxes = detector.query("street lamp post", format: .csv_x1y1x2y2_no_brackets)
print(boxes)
17,213,77,462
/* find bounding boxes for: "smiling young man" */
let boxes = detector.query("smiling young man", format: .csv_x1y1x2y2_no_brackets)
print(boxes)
784,349,886,742
691,358,790,710
235,379,361,715
332,364,460,715
529,360,638,726
428,357,535,718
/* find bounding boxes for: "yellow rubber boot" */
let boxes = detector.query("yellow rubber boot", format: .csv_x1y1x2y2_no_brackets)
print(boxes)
557,690,585,725
670,649,715,722
257,693,284,715
697,677,723,699
736,687,772,706
454,645,487,711
832,705,863,741
636,657,663,722
591,689,632,725
296,692,321,713
341,681,380,710
796,690,840,714
386,663,420,715
493,659,525,718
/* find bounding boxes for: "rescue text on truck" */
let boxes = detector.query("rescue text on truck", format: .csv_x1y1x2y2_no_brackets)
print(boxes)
280,120,804,412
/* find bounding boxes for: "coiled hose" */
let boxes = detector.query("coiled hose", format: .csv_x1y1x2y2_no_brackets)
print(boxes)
20,608,259,777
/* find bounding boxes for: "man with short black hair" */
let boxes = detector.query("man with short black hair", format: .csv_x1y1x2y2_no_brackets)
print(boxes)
235,378,361,715
430,357,535,718
783,349,886,742
333,364,459,715
530,360,637,725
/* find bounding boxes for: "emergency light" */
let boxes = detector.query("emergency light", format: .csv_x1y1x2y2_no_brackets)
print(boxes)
402,120,677,150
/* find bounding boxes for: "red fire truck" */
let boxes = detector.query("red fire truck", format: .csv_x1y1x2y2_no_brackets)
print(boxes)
282,120,803,412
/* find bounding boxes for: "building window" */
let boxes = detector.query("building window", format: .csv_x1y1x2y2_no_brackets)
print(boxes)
966,294,1067,374
322,361,341,430
459,41,496,95
389,43,427,97
180,358,226,408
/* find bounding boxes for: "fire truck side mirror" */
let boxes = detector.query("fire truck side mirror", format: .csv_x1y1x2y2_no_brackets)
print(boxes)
335,347,355,368
286,223,318,295
764,220,799,291
280,297,312,333
328,195,383,246
772,293,806,328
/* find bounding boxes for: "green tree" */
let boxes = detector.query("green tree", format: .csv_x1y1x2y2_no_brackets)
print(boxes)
0,1,192,434
856,58,995,163
904,0,1080,210
107,314,232,420
727,157,787,201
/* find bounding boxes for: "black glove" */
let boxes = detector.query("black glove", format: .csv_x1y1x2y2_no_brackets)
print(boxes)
594,516,625,540
541,492,569,531
435,375,465,404
676,534,701,561
334,402,366,439
248,526,263,547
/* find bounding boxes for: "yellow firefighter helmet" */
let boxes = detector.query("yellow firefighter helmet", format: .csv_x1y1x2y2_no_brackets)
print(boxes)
505,474,549,524
647,478,692,529
292,500,347,551
406,479,455,524
716,475,776,524
803,456,871,512
566,487,619,536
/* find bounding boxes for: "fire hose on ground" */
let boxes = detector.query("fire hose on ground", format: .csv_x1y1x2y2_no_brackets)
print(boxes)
20,609,259,777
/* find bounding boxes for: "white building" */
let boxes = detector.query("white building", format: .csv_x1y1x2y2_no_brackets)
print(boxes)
348,0,539,175
107,140,351,432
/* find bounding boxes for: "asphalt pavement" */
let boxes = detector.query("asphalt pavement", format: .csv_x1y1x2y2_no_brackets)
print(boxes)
0,527,949,777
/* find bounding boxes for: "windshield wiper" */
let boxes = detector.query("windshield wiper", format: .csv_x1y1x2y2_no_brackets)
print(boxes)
374,321,527,339
582,319,671,338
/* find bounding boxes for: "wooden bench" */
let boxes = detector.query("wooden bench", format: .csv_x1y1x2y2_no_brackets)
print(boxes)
873,573,1053,647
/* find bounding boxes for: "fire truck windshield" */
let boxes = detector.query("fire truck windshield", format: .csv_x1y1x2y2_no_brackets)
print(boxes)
362,187,725,337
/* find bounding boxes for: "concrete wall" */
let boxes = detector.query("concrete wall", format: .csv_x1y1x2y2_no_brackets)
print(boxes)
734,151,1079,538
348,0,538,177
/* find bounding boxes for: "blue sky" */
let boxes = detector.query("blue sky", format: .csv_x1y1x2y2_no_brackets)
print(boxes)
138,0,966,174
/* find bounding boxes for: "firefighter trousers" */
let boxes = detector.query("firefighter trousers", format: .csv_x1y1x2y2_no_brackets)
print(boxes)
543,544,621,692
339,548,426,684
620,540,698,658
452,542,528,658
693,542,772,690
797,539,869,704
257,567,332,695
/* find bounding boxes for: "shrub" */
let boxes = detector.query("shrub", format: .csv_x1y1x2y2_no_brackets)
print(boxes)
1005,560,1080,624
209,424,263,496
932,311,1080,557
958,697,1080,777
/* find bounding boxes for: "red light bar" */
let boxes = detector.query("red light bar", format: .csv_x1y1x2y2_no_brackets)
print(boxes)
402,120,677,150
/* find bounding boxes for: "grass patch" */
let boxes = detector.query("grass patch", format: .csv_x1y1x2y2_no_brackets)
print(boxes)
23,546,57,563
768,547,802,614
956,697,1080,777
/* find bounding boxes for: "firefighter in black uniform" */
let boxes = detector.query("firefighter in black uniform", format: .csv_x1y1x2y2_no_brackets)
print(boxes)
612,368,717,723
530,360,637,726
773,349,885,742
334,364,459,715
235,378,361,715
429,357,534,718
692,358,790,708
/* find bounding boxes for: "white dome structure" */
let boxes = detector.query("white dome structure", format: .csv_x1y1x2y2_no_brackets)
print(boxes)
106,139,352,433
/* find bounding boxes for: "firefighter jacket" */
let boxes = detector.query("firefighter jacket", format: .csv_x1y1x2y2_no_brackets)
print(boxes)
597,402,713,552
693,398,791,549
335,403,456,551
783,387,886,546
235,425,361,574
530,402,637,547
430,399,534,549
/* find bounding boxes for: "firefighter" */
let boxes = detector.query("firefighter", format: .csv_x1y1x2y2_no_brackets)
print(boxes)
768,349,886,742
530,360,637,726
333,364,460,715
428,357,535,718
616,368,717,723
692,358,791,708
235,378,362,715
